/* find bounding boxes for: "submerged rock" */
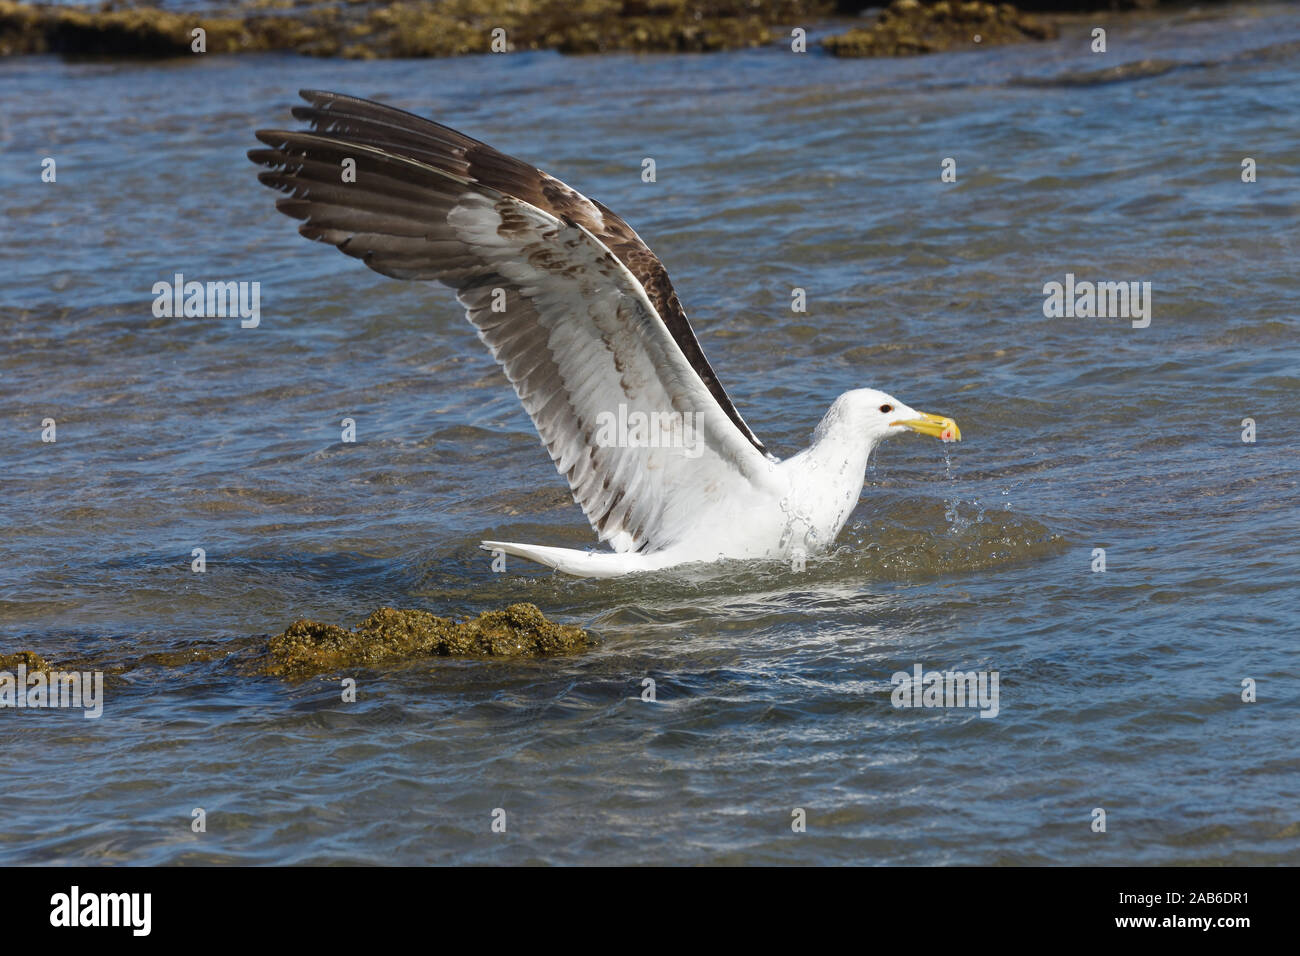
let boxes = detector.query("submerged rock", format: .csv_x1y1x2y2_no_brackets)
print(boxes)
824,0,1058,57
2,605,588,683
263,602,590,677
0,650,52,674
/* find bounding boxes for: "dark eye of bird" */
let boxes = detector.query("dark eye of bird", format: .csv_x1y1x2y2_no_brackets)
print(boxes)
879,404,893,414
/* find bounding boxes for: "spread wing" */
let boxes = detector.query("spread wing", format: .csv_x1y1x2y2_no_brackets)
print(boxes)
250,90,776,554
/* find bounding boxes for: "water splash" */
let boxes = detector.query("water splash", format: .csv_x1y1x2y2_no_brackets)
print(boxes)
940,444,981,535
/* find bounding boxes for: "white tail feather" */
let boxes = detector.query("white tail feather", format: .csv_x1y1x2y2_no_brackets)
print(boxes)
480,540,655,578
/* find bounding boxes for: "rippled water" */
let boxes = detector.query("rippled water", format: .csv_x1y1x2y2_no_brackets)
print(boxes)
1,4,1297,864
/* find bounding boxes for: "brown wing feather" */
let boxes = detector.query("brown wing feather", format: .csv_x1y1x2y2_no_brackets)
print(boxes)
287,90,766,456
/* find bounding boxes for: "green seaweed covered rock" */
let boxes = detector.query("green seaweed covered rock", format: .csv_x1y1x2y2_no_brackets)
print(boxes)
0,650,52,674
264,603,590,677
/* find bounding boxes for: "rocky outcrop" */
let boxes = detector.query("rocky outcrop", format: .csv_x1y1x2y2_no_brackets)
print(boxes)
262,603,591,677
824,0,1058,57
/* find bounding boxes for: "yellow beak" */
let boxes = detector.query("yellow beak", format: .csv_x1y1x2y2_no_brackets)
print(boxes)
892,411,961,442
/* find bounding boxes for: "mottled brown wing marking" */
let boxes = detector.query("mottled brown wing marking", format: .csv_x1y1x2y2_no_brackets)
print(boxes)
291,90,766,457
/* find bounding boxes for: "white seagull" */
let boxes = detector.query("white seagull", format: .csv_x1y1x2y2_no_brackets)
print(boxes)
251,91,961,578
